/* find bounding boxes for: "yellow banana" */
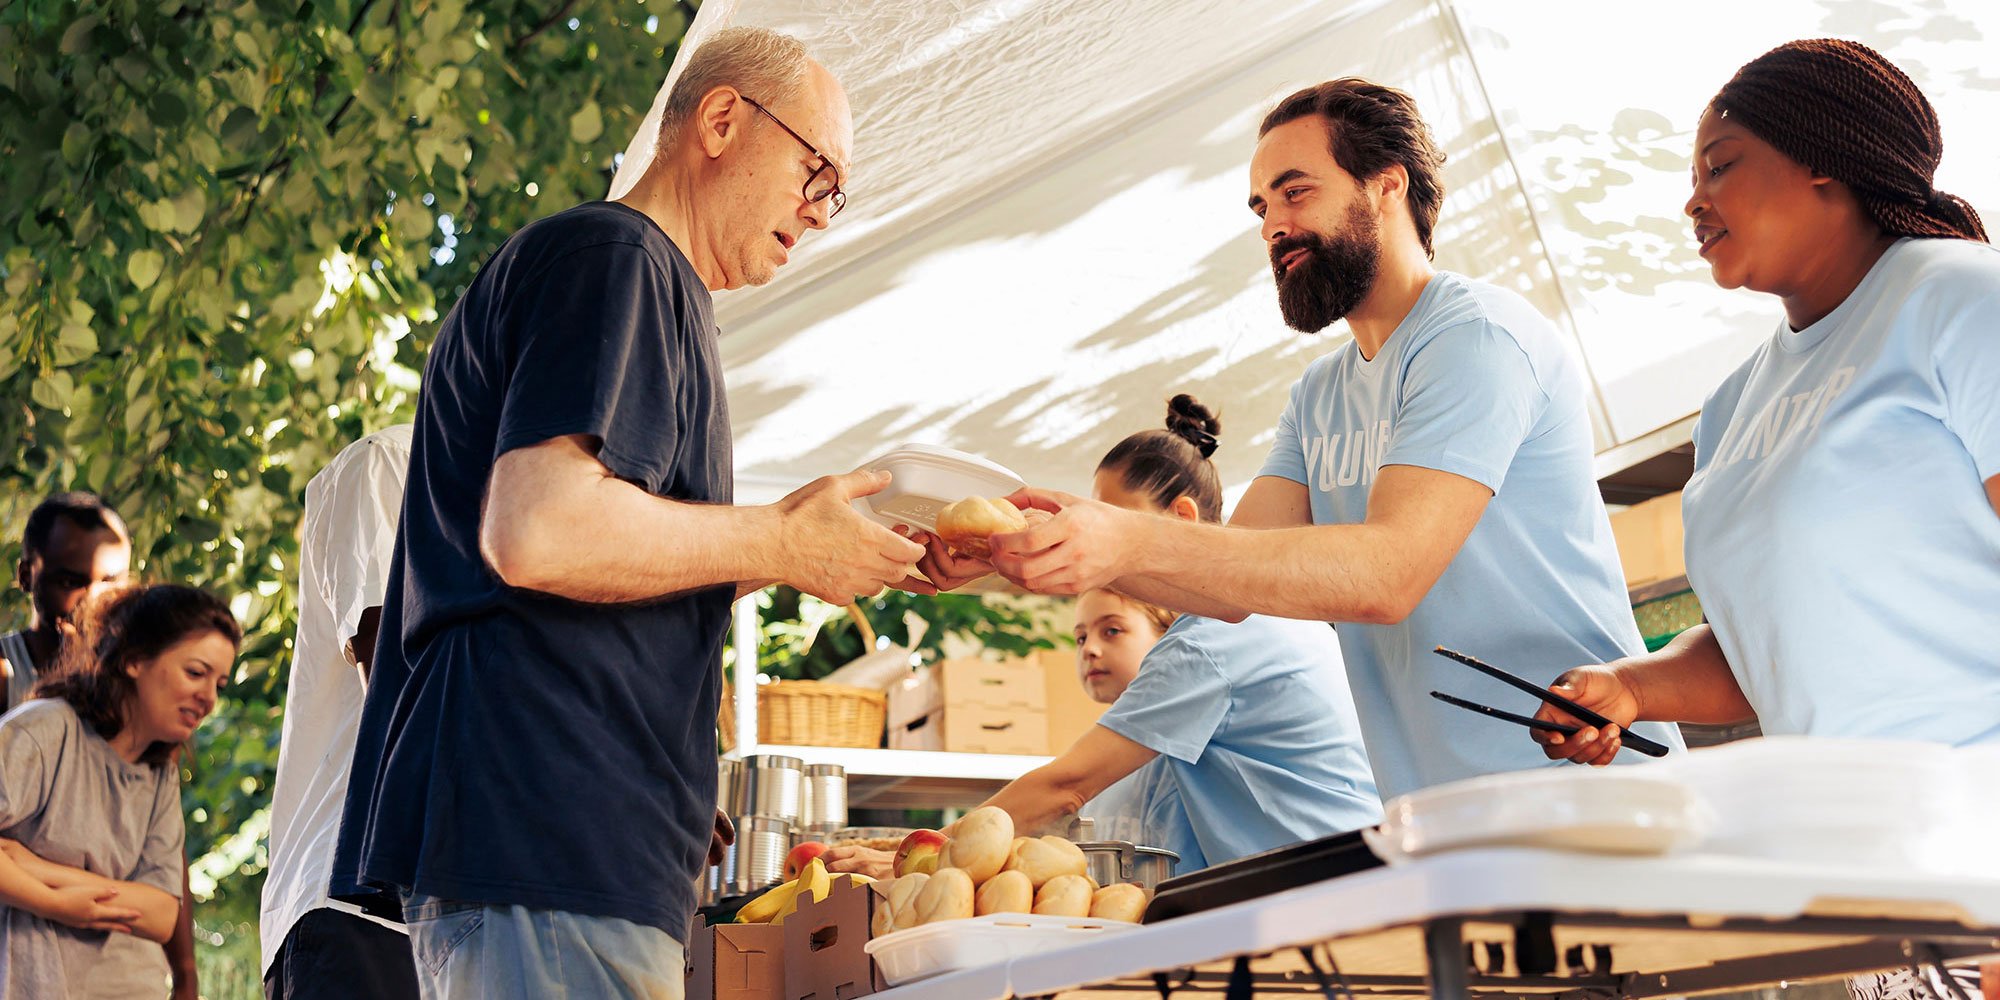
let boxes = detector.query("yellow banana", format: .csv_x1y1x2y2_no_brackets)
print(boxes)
734,877,802,924
773,859,832,926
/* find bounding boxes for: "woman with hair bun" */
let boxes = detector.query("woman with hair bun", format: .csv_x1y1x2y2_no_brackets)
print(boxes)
0,583,238,998
828,396,1382,880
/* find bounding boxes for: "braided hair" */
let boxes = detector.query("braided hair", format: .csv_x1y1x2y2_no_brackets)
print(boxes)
1098,395,1225,522
1711,38,1985,243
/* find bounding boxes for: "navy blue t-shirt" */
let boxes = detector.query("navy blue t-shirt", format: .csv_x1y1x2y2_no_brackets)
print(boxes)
331,201,733,941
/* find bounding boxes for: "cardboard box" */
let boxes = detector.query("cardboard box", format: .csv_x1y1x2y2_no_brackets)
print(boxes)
886,672,944,751
784,878,889,1000
887,657,1054,754
687,918,785,1000
937,656,1046,711
1037,646,1107,755
941,702,1048,755
1610,491,1685,588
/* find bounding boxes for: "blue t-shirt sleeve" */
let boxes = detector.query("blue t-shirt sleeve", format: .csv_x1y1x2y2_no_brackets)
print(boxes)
1937,306,2000,481
494,241,684,495
1257,376,1310,485
1096,630,1231,764
1382,320,1546,493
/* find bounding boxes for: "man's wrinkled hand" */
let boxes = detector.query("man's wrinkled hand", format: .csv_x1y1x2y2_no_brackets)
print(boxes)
986,489,1137,596
776,471,927,604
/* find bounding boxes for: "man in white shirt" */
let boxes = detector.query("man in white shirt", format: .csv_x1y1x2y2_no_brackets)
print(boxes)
259,425,418,1000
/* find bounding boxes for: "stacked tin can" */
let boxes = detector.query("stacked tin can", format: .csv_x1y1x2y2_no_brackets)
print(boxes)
699,755,850,903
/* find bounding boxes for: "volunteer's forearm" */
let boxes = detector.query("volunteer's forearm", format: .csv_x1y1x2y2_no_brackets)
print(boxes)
1615,625,1756,726
1129,517,1422,625
982,767,1090,838
1111,575,1251,623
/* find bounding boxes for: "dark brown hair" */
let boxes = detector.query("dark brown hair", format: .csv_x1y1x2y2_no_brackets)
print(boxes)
1711,39,1986,242
1098,395,1224,522
1260,78,1448,259
36,583,241,768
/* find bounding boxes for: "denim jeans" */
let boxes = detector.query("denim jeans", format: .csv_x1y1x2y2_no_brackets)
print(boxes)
402,894,685,1000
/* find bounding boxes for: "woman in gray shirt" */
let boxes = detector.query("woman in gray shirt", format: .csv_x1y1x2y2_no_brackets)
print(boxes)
0,584,238,999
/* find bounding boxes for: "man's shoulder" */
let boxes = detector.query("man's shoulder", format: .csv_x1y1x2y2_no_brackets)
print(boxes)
507,201,685,280
1408,273,1559,352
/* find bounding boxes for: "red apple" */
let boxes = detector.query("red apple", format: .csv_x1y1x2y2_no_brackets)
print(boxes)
892,829,948,878
785,841,829,881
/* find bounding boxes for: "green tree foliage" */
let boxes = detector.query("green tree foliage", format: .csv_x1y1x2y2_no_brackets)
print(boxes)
1,0,694,987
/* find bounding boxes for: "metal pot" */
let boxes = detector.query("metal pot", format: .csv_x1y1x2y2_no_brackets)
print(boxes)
741,754,805,823
1077,841,1180,891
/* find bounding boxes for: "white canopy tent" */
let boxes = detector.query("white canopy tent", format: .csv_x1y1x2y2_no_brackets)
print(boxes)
609,0,2000,506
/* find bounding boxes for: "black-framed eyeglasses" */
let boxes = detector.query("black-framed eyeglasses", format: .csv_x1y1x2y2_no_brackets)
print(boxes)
741,95,847,219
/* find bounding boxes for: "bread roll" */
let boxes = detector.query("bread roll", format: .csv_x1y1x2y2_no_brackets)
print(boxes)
884,872,930,932
1002,835,1088,889
935,496,1027,559
1089,883,1148,923
912,867,975,925
937,806,1013,883
1032,874,1094,918
974,869,1033,915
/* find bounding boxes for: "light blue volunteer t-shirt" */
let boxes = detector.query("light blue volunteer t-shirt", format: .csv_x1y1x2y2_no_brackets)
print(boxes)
1096,614,1381,868
1259,271,1683,799
1080,757,1207,874
1683,237,2000,745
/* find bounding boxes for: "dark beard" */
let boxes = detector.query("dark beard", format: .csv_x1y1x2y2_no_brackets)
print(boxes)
1271,203,1381,333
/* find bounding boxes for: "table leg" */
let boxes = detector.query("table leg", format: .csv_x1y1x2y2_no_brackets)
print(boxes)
1426,917,1471,1000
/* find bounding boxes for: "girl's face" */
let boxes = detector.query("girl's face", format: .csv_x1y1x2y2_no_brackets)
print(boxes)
124,629,233,746
1074,590,1165,704
1684,108,1842,298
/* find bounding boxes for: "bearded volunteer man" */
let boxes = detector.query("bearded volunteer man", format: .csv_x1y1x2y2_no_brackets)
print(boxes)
941,79,1684,798
331,27,926,1000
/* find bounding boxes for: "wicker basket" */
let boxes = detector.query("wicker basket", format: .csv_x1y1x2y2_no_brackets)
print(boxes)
757,680,887,748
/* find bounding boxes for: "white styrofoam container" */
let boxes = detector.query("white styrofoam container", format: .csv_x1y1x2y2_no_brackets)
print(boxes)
864,914,1138,985
1367,767,1705,864
850,443,1025,532
1664,737,2000,877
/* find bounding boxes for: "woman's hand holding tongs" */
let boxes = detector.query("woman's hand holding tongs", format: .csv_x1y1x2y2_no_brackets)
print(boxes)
1533,665,1642,767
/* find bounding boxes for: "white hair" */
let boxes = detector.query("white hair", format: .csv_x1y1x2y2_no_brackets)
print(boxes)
657,26,813,151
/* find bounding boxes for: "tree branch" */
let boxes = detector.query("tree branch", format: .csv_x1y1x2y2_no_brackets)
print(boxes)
511,0,582,52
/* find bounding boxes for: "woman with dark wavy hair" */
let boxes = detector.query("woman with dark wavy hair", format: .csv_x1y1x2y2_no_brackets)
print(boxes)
0,583,238,998
1533,39,1996,999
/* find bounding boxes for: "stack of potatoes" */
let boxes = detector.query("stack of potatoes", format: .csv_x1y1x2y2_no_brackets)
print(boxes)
871,806,1149,936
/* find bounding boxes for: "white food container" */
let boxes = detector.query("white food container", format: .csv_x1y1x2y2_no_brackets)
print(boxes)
1665,736,2000,877
1367,767,1705,863
849,444,1025,532
864,914,1137,986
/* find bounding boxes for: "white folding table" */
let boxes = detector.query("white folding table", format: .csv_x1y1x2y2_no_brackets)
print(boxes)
868,848,2000,999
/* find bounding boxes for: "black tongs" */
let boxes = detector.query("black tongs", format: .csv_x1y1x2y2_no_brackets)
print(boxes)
1428,646,1670,758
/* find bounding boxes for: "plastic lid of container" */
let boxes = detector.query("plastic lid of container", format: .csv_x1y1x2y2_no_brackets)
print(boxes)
859,443,1025,483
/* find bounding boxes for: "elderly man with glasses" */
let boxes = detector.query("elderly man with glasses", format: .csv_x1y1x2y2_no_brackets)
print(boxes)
330,26,925,1000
